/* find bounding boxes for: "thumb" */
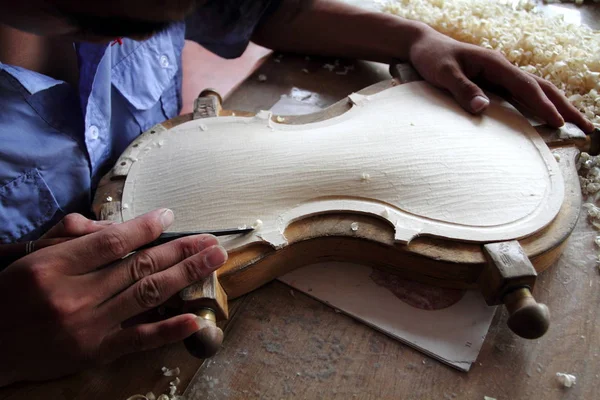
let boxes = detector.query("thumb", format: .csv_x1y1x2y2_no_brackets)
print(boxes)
440,65,490,114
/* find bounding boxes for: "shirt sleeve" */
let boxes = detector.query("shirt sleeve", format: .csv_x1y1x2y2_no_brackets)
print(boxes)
185,0,283,59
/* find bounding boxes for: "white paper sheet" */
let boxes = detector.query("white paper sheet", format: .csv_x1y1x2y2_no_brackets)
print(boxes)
279,262,496,371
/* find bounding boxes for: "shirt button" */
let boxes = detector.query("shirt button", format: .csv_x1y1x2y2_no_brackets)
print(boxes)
88,125,99,140
160,55,170,68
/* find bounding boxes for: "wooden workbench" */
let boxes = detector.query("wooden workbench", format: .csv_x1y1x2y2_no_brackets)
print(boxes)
1,2,598,400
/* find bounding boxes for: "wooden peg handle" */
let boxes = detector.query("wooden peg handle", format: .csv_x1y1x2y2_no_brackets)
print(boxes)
184,308,224,359
503,287,550,339
180,272,228,359
481,241,551,339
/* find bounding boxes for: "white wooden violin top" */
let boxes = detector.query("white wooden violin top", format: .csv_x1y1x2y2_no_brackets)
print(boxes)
118,81,563,249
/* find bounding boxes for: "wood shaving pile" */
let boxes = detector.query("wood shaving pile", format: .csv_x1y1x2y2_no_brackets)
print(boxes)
544,1,600,4
125,367,184,400
577,150,600,271
578,153,600,262
382,0,600,127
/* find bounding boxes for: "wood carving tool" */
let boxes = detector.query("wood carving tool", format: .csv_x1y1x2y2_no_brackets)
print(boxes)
0,228,253,267
135,227,255,251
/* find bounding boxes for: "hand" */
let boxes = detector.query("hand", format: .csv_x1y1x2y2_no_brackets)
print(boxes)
0,208,228,386
0,214,115,267
409,28,595,133
40,213,116,239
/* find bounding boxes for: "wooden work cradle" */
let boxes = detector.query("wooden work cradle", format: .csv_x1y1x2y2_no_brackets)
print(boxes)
93,64,598,358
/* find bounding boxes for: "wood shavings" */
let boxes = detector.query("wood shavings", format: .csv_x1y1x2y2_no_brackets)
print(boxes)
583,203,600,227
105,196,113,202
252,219,264,230
579,151,600,227
126,367,181,400
361,172,371,181
556,372,577,387
381,208,391,219
383,0,600,127
258,74,267,82
301,68,310,74
544,0,600,3
323,63,336,72
276,116,285,123
336,67,351,75
162,367,180,377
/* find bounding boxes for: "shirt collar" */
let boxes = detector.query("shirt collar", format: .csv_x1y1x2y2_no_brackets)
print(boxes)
0,62,64,94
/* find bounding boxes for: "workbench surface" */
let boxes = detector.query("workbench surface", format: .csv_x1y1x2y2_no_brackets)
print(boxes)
0,2,598,400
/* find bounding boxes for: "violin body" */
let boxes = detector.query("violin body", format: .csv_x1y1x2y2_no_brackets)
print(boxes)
94,67,594,357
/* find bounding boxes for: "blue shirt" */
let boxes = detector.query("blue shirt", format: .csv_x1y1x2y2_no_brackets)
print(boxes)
0,0,278,244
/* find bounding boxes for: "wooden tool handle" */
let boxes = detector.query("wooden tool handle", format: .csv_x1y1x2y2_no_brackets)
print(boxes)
503,287,550,339
184,308,224,359
180,271,229,359
481,241,550,339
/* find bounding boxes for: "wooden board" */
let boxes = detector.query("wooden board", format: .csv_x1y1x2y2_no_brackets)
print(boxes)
120,81,563,247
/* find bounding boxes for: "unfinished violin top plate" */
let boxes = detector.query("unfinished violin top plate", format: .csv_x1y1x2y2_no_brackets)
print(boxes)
118,81,563,249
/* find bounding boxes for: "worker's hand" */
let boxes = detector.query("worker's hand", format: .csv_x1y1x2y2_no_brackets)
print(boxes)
40,213,116,239
0,208,228,387
0,214,116,268
409,28,595,133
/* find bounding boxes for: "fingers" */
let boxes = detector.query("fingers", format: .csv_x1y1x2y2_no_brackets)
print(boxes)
97,244,228,324
437,62,490,115
98,313,201,363
87,234,219,305
478,54,566,127
458,49,594,132
48,208,174,275
533,75,595,133
0,238,68,267
41,213,115,239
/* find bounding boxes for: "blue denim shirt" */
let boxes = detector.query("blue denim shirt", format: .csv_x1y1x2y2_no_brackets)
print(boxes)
0,0,278,244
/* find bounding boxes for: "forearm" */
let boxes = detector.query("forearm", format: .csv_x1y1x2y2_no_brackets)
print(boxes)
252,0,431,63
